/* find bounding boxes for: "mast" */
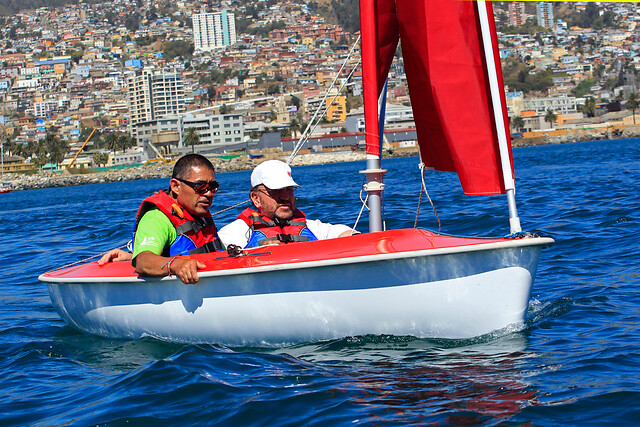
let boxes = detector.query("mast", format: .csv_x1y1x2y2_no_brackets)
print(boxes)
359,0,385,232
477,0,522,234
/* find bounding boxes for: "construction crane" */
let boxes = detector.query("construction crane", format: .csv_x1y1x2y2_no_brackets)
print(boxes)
66,128,96,169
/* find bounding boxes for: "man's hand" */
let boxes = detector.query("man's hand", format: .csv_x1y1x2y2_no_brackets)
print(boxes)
134,251,206,285
98,249,132,265
168,258,207,284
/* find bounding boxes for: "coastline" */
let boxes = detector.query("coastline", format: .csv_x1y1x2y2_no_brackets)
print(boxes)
2,150,371,191
3,133,636,191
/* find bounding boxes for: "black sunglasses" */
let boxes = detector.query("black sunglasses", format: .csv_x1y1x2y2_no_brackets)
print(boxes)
174,177,220,194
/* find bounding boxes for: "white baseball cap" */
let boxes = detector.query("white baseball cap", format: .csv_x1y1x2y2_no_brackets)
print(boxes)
251,160,299,189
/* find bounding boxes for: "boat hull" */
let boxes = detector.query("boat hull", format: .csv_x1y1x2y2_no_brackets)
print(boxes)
41,229,553,346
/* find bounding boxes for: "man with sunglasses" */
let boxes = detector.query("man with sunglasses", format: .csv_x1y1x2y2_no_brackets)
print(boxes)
218,160,354,248
99,154,224,284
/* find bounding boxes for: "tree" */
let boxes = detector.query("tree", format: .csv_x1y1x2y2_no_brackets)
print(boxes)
183,127,200,153
580,96,597,118
511,116,525,133
289,96,301,109
104,132,119,157
118,134,135,152
289,118,301,138
626,93,639,124
93,152,109,167
163,40,194,61
544,109,557,128
207,86,217,102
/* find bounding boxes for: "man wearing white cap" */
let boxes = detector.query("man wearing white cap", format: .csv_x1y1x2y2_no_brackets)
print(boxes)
218,160,354,248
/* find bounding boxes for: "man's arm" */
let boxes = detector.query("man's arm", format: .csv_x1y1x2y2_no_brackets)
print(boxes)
132,209,205,284
306,219,357,240
134,251,205,285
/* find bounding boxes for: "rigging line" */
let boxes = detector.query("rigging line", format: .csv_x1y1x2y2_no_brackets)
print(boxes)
418,162,441,232
286,36,361,164
45,243,130,273
211,199,251,217
352,176,369,232
292,63,359,156
414,166,424,229
288,58,361,163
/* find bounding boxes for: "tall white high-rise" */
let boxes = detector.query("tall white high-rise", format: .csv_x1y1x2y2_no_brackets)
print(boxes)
192,10,237,51
536,2,554,29
127,68,186,130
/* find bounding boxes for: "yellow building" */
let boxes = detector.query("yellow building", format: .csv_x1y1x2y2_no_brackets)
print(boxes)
325,95,347,122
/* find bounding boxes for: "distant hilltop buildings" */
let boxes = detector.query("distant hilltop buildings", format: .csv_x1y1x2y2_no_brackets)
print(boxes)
509,2,555,29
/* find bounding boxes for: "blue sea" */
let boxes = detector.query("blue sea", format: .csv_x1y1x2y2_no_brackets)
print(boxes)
1,139,639,425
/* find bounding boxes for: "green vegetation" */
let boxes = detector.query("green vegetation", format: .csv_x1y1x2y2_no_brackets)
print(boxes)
330,0,359,34
3,131,68,168
579,96,597,118
544,109,557,128
626,93,639,124
163,40,194,61
92,152,109,167
501,19,547,36
573,78,596,98
568,3,619,30
502,60,554,95
0,0,99,15
183,127,200,153
510,116,525,133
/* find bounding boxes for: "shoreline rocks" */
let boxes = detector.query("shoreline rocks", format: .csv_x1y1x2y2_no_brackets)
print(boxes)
3,132,637,191
3,150,372,191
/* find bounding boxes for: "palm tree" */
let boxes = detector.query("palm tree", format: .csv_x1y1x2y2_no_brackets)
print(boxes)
510,116,525,134
289,118,301,138
44,132,67,168
626,93,639,124
544,109,557,128
104,132,119,157
118,134,135,153
183,127,200,153
93,152,109,167
581,96,596,118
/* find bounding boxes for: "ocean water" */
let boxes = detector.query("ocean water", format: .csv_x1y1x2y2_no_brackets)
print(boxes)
1,139,639,425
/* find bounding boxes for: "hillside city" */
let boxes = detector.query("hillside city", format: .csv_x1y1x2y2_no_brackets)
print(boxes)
1,0,640,174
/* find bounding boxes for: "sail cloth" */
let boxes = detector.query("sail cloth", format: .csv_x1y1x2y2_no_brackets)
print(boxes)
360,0,513,195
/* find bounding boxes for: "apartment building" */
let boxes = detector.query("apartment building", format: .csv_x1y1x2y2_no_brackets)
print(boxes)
508,2,526,27
537,2,555,29
126,68,186,137
192,10,237,52
133,112,244,156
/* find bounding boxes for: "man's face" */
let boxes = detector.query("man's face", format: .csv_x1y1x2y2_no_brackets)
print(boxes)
170,165,216,217
250,185,296,221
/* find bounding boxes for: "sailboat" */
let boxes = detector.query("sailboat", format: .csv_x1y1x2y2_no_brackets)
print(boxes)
39,0,553,347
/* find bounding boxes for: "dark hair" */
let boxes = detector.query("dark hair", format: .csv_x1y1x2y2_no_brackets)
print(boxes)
172,154,215,179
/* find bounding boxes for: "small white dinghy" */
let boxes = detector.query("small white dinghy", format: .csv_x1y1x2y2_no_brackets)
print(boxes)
40,0,553,346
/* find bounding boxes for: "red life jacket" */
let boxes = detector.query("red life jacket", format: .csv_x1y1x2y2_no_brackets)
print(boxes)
236,208,318,248
132,190,224,256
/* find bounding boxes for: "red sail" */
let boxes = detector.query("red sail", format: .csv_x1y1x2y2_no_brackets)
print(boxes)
359,0,513,195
